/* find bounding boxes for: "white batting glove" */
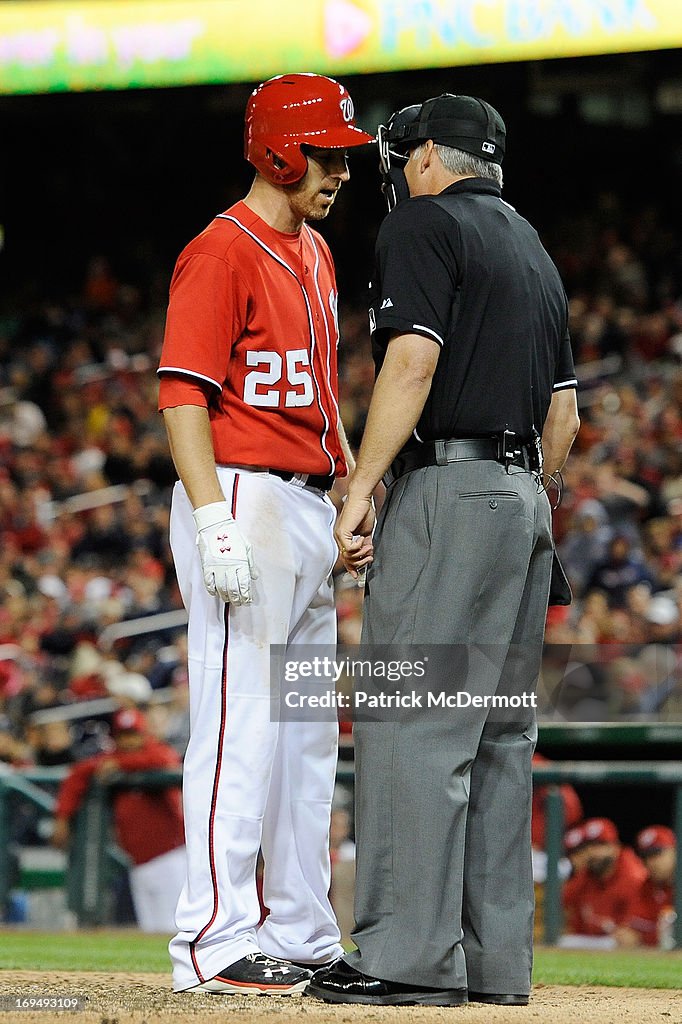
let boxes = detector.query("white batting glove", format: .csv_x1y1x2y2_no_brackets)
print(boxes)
193,501,258,606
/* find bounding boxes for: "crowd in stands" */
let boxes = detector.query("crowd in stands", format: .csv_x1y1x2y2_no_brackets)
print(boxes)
0,194,679,931
540,199,682,720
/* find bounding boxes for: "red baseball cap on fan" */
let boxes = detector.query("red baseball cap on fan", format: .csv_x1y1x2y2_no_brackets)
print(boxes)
582,817,619,844
636,825,676,855
111,707,148,736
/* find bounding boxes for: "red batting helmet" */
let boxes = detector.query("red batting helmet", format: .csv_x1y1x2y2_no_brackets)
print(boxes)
564,824,587,852
582,817,619,845
244,73,374,185
636,825,676,855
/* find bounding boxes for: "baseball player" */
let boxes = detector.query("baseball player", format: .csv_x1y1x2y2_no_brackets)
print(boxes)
561,817,647,947
53,708,185,933
624,826,677,947
157,74,373,994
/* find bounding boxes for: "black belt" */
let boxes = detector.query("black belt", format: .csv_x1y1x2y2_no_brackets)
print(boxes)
389,433,538,483
270,468,335,492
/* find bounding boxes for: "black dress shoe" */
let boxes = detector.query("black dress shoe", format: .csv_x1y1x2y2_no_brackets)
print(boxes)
307,959,467,1006
468,991,529,1005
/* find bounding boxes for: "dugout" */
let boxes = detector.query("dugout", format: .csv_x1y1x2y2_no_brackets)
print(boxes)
537,722,682,843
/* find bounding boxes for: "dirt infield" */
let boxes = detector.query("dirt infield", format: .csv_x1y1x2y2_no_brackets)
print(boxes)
0,972,679,1024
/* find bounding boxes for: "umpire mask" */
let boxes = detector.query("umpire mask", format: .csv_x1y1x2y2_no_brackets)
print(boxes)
378,95,506,212
378,104,421,211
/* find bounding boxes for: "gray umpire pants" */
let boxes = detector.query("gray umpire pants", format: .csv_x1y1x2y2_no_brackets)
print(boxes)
346,459,553,994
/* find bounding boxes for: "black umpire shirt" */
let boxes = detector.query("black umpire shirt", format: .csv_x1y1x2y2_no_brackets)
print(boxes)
369,177,577,447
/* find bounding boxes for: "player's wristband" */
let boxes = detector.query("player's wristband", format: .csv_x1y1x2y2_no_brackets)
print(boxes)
193,501,234,532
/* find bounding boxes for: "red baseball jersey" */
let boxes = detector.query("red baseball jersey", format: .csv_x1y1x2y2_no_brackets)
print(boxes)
158,200,346,477
627,876,674,946
562,846,648,936
55,740,184,866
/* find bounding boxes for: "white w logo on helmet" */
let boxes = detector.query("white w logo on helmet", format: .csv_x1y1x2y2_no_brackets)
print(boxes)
340,96,354,122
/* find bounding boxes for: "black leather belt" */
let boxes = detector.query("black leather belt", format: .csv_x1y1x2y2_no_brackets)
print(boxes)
270,468,335,492
389,434,536,483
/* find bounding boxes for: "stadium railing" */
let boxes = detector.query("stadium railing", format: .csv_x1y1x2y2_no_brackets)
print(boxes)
1,758,679,947
0,766,128,926
42,480,153,522
98,609,188,651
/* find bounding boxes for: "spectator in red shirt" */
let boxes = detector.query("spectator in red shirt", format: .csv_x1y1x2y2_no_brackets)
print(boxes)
561,817,647,948
621,826,676,948
52,708,185,932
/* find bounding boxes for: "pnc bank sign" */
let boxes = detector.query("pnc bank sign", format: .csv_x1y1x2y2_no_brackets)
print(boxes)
381,0,657,46
0,0,678,96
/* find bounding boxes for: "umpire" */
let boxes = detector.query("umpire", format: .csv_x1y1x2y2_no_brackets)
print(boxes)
309,95,580,1006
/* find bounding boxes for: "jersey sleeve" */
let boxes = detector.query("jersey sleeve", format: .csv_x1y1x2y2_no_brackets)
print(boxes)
554,329,578,391
158,374,213,412
158,251,249,392
370,200,459,349
54,758,98,819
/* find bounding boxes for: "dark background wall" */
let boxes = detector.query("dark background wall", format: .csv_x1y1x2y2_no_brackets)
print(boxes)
2,48,682,305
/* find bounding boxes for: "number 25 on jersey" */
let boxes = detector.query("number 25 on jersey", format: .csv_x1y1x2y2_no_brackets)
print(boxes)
243,350,314,409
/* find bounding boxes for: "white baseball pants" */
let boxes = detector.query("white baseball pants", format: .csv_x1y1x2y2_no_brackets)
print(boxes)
168,467,343,991
130,845,187,933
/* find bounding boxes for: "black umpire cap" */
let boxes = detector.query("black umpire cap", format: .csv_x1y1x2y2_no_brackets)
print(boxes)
384,94,506,165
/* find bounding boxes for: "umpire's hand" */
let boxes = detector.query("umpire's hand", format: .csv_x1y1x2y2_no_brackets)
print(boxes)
193,501,258,605
335,493,375,579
